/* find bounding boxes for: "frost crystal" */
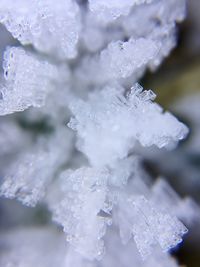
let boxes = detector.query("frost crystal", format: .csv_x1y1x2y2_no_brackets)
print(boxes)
89,0,154,23
0,127,73,206
0,0,81,59
75,38,159,87
117,195,187,258
0,47,60,115
48,168,110,260
0,0,196,267
0,226,180,267
69,83,188,167
45,157,189,261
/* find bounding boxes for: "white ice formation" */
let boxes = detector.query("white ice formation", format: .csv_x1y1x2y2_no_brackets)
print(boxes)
0,226,181,267
68,83,188,167
0,47,64,115
0,0,81,59
0,1,197,267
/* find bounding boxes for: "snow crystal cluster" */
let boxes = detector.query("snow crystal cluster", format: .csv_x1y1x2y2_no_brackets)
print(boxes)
0,0,198,267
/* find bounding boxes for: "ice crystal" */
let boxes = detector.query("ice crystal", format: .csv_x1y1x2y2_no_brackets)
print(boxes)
48,168,110,260
68,83,188,167
0,226,180,267
0,0,81,59
0,0,197,267
0,47,63,115
117,194,187,258
44,157,190,261
75,38,159,88
0,127,73,206
89,0,154,23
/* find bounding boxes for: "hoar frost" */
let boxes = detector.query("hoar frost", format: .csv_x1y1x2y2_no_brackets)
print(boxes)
68,83,188,167
0,0,197,267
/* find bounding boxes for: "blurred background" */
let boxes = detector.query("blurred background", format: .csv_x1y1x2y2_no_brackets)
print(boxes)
0,1,200,267
142,1,200,266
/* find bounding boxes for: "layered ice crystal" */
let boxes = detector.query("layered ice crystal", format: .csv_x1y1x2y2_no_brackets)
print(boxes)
0,0,81,59
0,47,60,115
89,0,154,23
68,83,188,167
0,127,73,206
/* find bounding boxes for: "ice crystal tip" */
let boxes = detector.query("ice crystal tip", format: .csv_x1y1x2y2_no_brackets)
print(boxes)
68,83,188,167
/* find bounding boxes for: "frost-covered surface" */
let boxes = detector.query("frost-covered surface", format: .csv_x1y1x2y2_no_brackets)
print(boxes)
0,126,73,206
0,0,81,59
68,83,188,167
0,226,180,267
142,93,200,204
0,0,197,266
88,0,154,24
45,158,193,261
0,47,64,115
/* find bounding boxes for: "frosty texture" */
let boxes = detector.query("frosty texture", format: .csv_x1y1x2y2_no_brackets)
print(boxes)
0,0,81,59
0,127,73,206
44,157,189,260
49,168,111,260
0,226,180,267
69,83,188,167
89,0,154,23
0,47,60,115
0,0,195,266
75,38,159,88
117,194,187,258
0,227,68,267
